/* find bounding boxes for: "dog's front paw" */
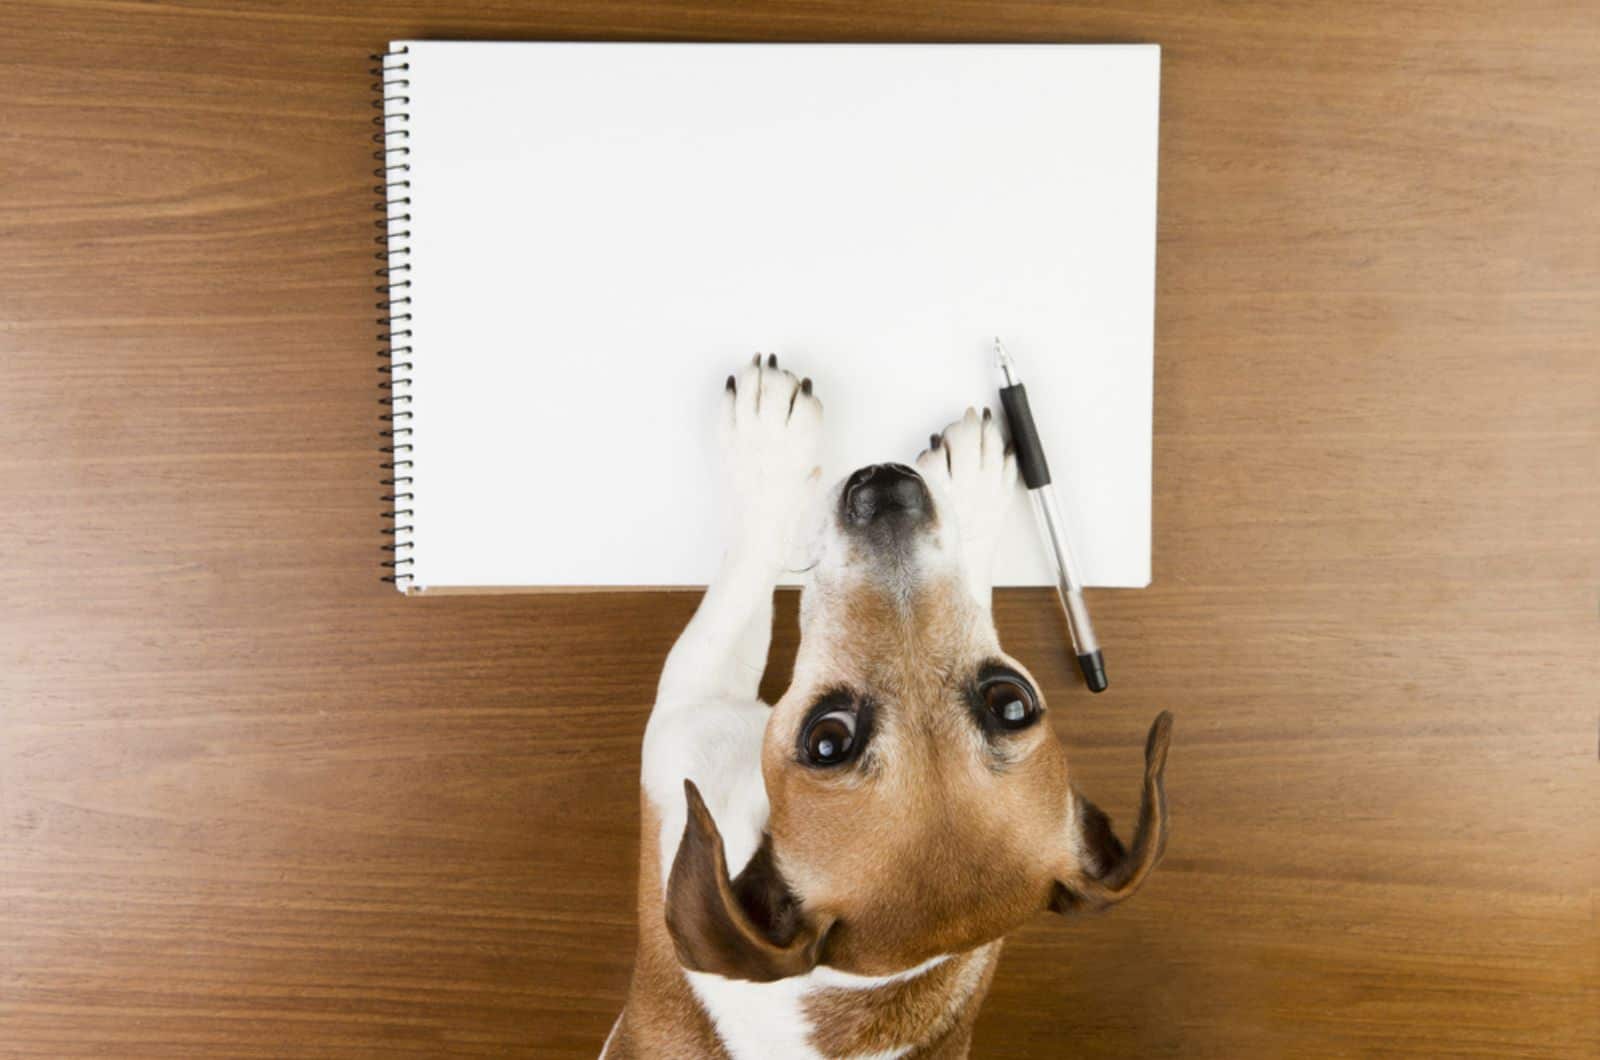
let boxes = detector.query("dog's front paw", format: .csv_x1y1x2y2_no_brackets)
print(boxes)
917,407,1019,575
719,354,823,559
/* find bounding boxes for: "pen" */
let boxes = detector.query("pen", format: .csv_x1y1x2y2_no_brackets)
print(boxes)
993,339,1108,693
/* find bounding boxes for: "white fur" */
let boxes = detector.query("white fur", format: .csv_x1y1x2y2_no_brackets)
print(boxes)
686,955,954,1060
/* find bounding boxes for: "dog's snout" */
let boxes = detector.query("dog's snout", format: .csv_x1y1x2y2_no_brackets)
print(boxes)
842,463,931,528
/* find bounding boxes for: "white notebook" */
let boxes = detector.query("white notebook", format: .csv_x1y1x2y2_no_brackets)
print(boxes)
377,41,1160,592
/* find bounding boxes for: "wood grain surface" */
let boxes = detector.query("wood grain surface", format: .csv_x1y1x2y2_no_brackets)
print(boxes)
2,1,1596,1056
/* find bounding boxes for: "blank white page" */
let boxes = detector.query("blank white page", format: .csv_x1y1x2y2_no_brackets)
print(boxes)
389,41,1159,590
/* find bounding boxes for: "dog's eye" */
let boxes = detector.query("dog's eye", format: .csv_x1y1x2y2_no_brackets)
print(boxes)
801,710,858,766
982,679,1039,730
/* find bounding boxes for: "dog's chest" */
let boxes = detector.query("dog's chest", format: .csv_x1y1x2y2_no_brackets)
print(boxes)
686,945,997,1060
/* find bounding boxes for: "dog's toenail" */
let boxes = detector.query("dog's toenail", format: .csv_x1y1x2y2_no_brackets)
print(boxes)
982,407,992,422
752,353,761,366
930,433,942,449
767,353,777,368
726,375,736,393
801,377,812,395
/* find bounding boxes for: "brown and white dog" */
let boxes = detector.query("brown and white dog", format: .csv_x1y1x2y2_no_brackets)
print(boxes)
603,357,1172,1059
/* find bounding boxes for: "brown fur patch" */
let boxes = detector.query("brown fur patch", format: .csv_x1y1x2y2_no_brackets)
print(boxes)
904,950,999,1059
803,945,998,1058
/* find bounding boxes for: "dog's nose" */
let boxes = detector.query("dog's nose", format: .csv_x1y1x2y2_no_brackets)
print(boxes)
842,463,930,527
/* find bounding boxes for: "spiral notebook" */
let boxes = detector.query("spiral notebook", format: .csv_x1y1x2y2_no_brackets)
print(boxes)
375,42,1160,593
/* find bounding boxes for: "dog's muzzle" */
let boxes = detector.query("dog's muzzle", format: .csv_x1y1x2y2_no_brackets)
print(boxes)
840,463,933,534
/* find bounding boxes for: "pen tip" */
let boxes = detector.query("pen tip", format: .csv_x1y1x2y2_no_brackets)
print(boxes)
994,337,1015,373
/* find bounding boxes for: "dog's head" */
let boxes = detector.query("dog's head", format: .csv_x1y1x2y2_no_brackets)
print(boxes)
666,461,1172,980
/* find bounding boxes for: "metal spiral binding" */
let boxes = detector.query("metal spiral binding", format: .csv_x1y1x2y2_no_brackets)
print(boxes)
373,46,414,588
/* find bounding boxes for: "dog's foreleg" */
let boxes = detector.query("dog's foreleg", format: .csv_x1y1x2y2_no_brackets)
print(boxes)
656,551,782,708
655,357,823,711
643,359,822,878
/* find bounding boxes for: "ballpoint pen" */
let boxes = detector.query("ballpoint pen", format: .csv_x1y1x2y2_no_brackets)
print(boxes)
993,338,1108,693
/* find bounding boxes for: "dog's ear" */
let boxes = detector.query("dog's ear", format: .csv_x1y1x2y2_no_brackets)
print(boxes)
664,779,832,982
1049,712,1173,915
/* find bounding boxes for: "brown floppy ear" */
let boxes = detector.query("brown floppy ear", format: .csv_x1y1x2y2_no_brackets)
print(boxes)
1050,711,1173,914
664,779,832,982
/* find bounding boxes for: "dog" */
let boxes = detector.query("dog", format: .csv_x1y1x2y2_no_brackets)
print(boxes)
602,356,1172,1058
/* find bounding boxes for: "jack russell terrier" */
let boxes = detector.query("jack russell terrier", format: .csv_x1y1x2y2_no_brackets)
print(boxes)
603,356,1173,1059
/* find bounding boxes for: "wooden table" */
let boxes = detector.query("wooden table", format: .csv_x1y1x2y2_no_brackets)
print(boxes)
4,2,1595,1056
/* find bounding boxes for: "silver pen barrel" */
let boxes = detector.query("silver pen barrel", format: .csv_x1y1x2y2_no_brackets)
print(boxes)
1027,484,1099,656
